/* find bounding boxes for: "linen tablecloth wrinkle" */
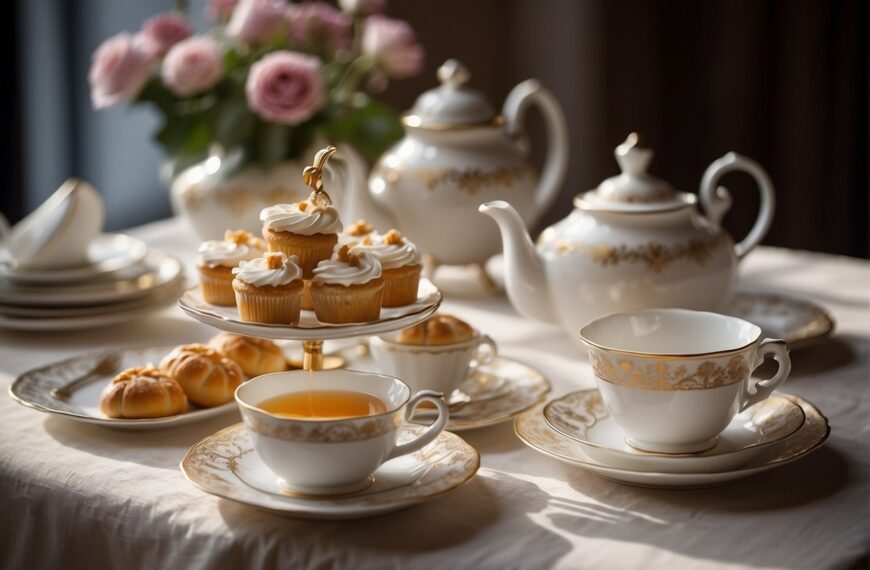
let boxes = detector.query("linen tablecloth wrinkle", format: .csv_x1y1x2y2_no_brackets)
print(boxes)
1,218,868,570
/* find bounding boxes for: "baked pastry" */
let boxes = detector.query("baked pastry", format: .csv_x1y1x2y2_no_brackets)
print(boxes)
311,246,384,323
99,366,188,419
159,344,245,407
232,252,304,324
209,333,286,377
348,229,421,307
340,219,377,244
398,314,476,345
260,198,342,278
197,230,265,306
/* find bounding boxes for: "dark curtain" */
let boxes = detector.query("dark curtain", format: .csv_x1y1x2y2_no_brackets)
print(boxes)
387,0,869,258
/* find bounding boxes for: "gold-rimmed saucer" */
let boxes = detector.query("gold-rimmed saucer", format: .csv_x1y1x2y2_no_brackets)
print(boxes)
180,423,480,520
726,292,835,350
515,393,829,489
543,389,806,473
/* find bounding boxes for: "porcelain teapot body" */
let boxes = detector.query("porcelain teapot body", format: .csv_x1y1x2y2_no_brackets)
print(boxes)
360,60,568,266
481,135,775,339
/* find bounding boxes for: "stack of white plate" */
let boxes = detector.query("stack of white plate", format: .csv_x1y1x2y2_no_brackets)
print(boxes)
0,234,186,331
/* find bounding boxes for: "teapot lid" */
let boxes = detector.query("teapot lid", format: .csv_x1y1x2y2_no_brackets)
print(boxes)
403,60,501,129
578,133,694,213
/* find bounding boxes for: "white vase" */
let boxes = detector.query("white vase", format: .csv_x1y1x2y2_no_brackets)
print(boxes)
170,144,370,241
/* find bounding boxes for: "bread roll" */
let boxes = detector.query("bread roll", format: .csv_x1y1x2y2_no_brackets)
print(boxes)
208,333,286,377
99,366,188,419
397,314,476,345
159,344,244,407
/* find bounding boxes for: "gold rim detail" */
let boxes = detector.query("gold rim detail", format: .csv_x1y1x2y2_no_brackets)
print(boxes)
590,351,751,391
555,233,729,272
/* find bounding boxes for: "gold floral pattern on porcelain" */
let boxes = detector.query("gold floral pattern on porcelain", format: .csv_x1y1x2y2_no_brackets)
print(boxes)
242,409,404,443
182,184,306,215
590,350,751,390
409,165,535,194
555,233,728,272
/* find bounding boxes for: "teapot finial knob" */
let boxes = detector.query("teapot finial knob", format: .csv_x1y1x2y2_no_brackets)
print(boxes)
437,59,470,88
615,133,653,175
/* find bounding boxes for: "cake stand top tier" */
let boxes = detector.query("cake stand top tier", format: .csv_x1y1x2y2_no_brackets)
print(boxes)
178,279,442,341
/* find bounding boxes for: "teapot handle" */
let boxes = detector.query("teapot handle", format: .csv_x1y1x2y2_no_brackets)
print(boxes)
699,152,775,260
503,80,569,224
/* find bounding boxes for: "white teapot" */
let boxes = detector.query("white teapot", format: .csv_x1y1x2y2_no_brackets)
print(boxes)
480,134,775,339
351,59,569,267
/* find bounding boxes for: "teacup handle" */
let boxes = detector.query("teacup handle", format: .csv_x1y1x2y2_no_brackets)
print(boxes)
740,338,791,412
469,335,498,371
386,390,449,461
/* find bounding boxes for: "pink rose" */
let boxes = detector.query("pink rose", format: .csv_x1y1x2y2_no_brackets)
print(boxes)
139,12,193,57
290,3,351,52
207,0,239,21
361,16,423,79
89,32,155,109
338,0,386,16
226,0,288,45
245,51,325,124
162,36,224,97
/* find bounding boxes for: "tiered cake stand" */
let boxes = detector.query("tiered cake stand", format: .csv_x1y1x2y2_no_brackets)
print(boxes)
178,279,443,370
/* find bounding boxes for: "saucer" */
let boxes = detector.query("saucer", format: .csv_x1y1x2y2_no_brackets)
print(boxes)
181,423,480,520
544,390,806,473
726,292,834,350
0,234,148,284
179,278,442,341
342,350,551,431
0,251,184,307
9,346,236,429
515,394,829,489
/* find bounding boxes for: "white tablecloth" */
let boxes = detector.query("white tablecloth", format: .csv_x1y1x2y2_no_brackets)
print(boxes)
1,218,868,570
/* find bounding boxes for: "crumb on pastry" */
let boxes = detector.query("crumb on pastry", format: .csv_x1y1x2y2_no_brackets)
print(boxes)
297,200,308,212
347,219,374,236
384,229,405,246
111,366,162,384
266,252,285,269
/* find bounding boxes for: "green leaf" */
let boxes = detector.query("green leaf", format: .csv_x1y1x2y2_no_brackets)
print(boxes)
257,123,292,167
214,97,257,151
325,99,404,163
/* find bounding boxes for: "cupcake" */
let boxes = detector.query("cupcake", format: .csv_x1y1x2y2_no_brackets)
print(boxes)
232,252,304,324
348,229,422,307
260,197,342,278
197,230,265,306
311,246,384,324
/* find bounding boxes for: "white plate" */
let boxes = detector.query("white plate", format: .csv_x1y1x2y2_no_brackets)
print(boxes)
179,279,442,341
544,390,806,473
9,346,237,429
515,394,829,489
726,292,835,350
0,234,148,284
0,277,185,331
0,251,184,307
181,423,480,520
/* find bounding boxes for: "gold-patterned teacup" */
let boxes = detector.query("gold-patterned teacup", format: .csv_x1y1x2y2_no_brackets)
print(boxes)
579,309,791,454
235,370,448,495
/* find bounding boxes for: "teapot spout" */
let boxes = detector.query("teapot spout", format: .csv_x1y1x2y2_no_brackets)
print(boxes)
479,200,557,324
328,144,396,230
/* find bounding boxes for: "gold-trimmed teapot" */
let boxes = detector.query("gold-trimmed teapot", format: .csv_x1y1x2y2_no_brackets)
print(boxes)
480,134,776,339
350,59,569,267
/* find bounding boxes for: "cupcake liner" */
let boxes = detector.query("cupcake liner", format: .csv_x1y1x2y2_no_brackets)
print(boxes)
198,266,236,306
263,230,337,278
382,264,422,307
311,279,385,324
233,285,303,324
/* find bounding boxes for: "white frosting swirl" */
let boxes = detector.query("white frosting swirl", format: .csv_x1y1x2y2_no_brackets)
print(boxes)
312,251,382,286
260,202,342,235
198,239,263,267
348,235,421,270
232,252,303,287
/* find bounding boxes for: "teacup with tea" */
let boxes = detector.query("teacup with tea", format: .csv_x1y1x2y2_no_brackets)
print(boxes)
579,308,792,454
370,314,497,397
235,369,448,495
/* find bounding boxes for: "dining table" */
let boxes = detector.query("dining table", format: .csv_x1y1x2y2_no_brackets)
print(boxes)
1,216,868,570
